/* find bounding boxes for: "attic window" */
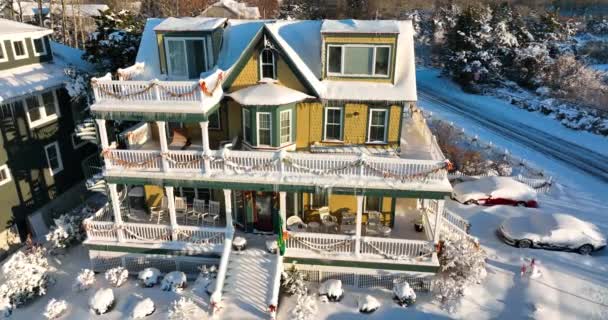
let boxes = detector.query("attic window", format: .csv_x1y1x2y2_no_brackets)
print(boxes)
327,44,391,78
260,48,276,79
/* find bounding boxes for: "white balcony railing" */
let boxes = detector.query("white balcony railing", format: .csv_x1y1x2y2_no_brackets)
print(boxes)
103,148,449,186
285,232,355,254
92,79,202,103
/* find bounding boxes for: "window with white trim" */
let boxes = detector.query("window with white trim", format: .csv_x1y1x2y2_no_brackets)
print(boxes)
365,196,381,212
0,102,15,120
31,37,47,56
279,109,291,145
0,42,7,63
260,48,276,79
367,109,388,143
257,112,272,146
242,108,251,144
165,37,208,79
24,90,60,129
44,142,63,176
0,164,11,186
324,107,342,141
208,109,221,130
327,44,391,77
12,40,27,60
71,132,87,149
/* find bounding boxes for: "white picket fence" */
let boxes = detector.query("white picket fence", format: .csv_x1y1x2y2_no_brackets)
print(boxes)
93,80,202,103
360,237,430,258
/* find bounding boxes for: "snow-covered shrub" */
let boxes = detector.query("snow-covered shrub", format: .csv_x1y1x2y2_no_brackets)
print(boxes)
105,267,128,287
160,271,187,292
434,236,487,312
89,288,114,315
46,214,85,250
137,268,161,287
357,295,381,314
290,294,317,320
0,246,50,307
587,18,608,35
318,279,343,302
168,298,203,320
44,299,68,319
192,265,216,296
132,298,155,319
393,279,416,307
73,269,96,292
282,264,307,296
0,298,11,318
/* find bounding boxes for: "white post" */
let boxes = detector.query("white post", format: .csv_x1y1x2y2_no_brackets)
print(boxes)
433,197,446,244
156,121,170,172
165,186,178,240
200,121,211,174
223,189,233,232
95,119,109,149
355,195,364,257
108,183,125,242
279,191,287,232
294,192,299,218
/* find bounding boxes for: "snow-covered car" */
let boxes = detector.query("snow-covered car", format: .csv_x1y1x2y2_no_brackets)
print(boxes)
497,213,606,255
452,176,538,207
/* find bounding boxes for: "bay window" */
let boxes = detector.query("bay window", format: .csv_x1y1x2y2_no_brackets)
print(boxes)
280,110,291,145
257,112,272,146
367,109,388,143
326,44,391,77
242,108,251,144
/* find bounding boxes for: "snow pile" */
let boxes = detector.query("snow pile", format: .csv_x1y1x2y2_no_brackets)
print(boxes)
393,279,416,307
318,279,343,302
0,298,11,318
168,298,204,320
46,214,85,250
105,266,129,287
89,288,114,315
132,298,155,319
291,294,317,320
192,265,217,296
266,240,278,254
73,269,96,292
357,295,381,313
138,268,161,287
43,299,67,319
453,176,537,204
0,246,51,307
160,271,187,292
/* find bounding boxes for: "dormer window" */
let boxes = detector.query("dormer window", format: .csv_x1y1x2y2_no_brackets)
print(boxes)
31,37,47,56
12,40,27,60
260,48,276,79
165,37,208,79
327,44,391,78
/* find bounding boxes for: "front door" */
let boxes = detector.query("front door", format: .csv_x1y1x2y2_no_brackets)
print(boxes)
254,192,274,232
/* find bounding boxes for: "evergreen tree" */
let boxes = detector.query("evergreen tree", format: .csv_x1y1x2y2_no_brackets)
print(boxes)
277,0,323,20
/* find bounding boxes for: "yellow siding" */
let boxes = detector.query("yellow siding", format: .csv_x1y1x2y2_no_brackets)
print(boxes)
329,195,357,212
227,101,242,139
144,185,163,208
343,104,368,145
382,197,393,225
276,57,307,93
229,54,258,92
388,105,402,144
323,35,397,44
295,102,323,149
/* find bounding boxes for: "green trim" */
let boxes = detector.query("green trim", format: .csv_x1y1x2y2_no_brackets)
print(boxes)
283,256,439,273
92,105,220,123
390,197,397,228
396,104,405,144
222,28,265,90
105,175,451,199
85,243,222,258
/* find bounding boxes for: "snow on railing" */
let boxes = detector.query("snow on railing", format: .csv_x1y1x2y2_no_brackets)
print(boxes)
360,237,431,259
268,251,283,319
285,232,355,254
92,78,202,103
122,223,172,243
84,206,117,241
174,225,226,245
211,229,234,315
443,209,470,233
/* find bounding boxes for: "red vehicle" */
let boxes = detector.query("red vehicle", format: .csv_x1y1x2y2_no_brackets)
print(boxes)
453,177,539,208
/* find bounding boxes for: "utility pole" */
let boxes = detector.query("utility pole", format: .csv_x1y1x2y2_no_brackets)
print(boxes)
37,0,43,26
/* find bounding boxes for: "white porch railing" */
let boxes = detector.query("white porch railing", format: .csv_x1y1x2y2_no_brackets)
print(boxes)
174,225,226,245
122,223,172,243
360,237,430,258
285,232,355,254
104,148,448,185
92,79,202,103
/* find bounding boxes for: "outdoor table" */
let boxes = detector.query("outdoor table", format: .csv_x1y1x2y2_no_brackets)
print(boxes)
233,236,247,251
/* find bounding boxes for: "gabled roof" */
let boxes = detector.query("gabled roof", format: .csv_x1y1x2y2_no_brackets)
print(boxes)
154,17,227,32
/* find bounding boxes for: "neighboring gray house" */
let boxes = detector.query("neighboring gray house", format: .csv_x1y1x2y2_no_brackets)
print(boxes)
201,0,260,19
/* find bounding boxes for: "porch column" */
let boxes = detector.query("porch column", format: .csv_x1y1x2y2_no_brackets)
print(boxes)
108,183,125,242
433,197,446,244
223,189,234,232
200,121,211,174
95,119,109,149
294,193,299,218
156,121,170,172
165,186,179,240
355,195,364,257
279,191,287,232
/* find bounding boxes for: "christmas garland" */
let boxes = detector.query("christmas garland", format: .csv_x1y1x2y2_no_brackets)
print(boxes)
361,240,434,261
288,233,353,253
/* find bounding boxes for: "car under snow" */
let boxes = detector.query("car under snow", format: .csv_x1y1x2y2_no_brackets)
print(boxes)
498,213,606,255
453,176,538,207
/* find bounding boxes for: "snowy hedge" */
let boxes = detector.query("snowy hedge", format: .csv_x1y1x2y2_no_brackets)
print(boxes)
318,279,344,302
132,298,155,319
89,288,114,315
0,246,51,308
160,271,187,292
45,213,86,250
137,268,161,287
73,269,96,292
168,298,202,320
44,299,67,319
105,266,129,288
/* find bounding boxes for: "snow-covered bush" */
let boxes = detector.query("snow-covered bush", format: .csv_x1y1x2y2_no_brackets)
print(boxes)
282,264,307,296
0,298,11,318
434,236,487,312
393,279,416,307
89,288,114,315
105,266,129,287
45,214,85,250
44,299,68,319
290,294,317,320
168,298,203,320
73,269,96,292
357,295,381,314
160,271,187,292
137,268,161,287
0,246,50,307
132,298,155,319
318,279,343,302
587,18,608,35
192,265,216,296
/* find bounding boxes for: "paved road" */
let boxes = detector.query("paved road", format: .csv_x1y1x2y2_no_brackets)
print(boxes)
417,87,608,183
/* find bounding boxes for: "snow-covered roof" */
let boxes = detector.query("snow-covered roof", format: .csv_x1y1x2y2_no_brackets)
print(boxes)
154,17,227,32
0,63,66,103
134,18,165,79
321,19,401,34
0,18,52,38
10,1,50,17
216,20,265,72
204,0,261,19
50,41,95,72
55,4,109,17
226,80,312,105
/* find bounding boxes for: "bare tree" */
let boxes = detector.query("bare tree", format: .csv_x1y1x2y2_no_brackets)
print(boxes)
36,0,42,26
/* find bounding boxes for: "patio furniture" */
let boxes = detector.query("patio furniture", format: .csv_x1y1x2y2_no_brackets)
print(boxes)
149,196,168,224
286,216,307,231
233,236,247,251
365,211,383,235
186,199,207,225
266,240,278,254
307,221,321,233
340,211,356,235
174,196,188,223
203,200,220,226
320,212,338,233
128,186,145,210
170,128,192,150
379,225,392,237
